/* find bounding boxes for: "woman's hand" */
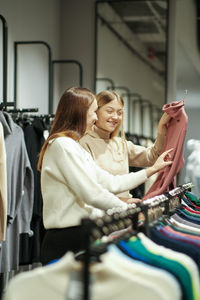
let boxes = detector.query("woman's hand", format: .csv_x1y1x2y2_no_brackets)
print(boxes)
157,112,171,135
119,197,142,204
146,148,173,178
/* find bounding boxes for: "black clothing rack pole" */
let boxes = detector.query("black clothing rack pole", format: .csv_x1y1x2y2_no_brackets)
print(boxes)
0,102,15,110
96,77,115,90
129,94,143,136
152,104,162,122
121,92,143,135
81,205,144,300
152,104,162,138
7,108,39,113
0,15,8,103
52,59,83,87
129,94,154,139
141,99,154,139
81,218,95,300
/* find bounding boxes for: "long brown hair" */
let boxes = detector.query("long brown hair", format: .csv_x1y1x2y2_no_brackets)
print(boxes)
37,87,95,171
96,90,125,139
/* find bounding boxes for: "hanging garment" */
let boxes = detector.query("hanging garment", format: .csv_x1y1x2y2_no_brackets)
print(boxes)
23,117,45,217
138,232,200,300
170,216,200,234
172,212,200,227
161,225,200,244
143,100,188,200
185,139,200,196
108,244,181,300
0,112,34,273
119,237,195,300
2,249,182,300
185,191,200,205
23,117,46,263
158,225,200,248
0,122,7,241
150,226,200,272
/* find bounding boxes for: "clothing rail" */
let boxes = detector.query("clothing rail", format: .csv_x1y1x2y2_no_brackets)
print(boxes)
7,108,39,113
81,203,141,300
81,182,194,300
96,77,115,91
52,59,83,88
141,99,154,138
0,102,15,110
142,183,194,207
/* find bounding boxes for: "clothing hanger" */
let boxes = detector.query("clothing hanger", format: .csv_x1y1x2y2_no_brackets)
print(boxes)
78,205,143,300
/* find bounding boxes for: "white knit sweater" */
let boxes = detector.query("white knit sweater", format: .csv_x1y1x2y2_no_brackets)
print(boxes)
41,137,147,229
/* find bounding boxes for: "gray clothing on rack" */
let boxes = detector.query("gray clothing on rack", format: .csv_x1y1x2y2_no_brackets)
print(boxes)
0,112,34,273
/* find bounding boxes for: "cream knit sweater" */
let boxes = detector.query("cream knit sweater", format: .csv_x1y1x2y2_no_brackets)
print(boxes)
41,137,148,229
79,126,165,198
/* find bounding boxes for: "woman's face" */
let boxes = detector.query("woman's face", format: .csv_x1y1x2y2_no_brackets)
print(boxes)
86,99,98,132
96,99,123,134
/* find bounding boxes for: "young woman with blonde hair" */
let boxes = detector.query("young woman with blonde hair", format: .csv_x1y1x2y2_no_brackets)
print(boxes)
79,90,171,202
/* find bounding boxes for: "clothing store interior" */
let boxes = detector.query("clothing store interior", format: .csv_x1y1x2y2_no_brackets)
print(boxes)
1,0,200,299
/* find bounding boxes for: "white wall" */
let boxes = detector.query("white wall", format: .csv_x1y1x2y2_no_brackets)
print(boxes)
96,17,165,134
174,0,200,185
0,0,61,114
0,0,97,113
176,0,200,108
56,0,96,111
96,19,165,106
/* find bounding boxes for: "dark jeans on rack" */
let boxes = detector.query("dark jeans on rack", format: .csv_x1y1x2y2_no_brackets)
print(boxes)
40,225,85,265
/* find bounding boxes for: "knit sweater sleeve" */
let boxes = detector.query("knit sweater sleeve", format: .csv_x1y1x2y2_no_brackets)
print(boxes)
46,138,147,211
127,133,165,167
45,139,128,210
93,162,147,193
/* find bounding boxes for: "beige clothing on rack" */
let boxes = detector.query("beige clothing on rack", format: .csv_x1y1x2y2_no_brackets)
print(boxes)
79,126,165,198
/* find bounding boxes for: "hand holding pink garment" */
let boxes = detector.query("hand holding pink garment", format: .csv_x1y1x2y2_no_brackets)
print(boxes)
143,100,188,200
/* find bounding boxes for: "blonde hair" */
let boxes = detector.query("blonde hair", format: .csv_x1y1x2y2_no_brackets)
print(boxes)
96,90,128,153
96,90,126,140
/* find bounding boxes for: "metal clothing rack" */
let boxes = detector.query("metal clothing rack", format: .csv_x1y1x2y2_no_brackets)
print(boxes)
81,203,142,300
7,108,39,113
81,182,194,300
96,77,115,91
0,102,15,111
52,59,83,87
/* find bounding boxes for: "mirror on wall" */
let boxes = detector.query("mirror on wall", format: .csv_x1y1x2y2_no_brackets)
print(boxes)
95,0,168,138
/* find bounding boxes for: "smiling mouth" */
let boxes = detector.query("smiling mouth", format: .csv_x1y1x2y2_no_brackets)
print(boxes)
108,121,118,126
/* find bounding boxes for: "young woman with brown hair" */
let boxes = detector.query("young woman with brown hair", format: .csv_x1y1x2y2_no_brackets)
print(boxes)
38,87,173,265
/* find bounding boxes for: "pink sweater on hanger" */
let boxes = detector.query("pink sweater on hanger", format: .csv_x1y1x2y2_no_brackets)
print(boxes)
143,100,188,200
